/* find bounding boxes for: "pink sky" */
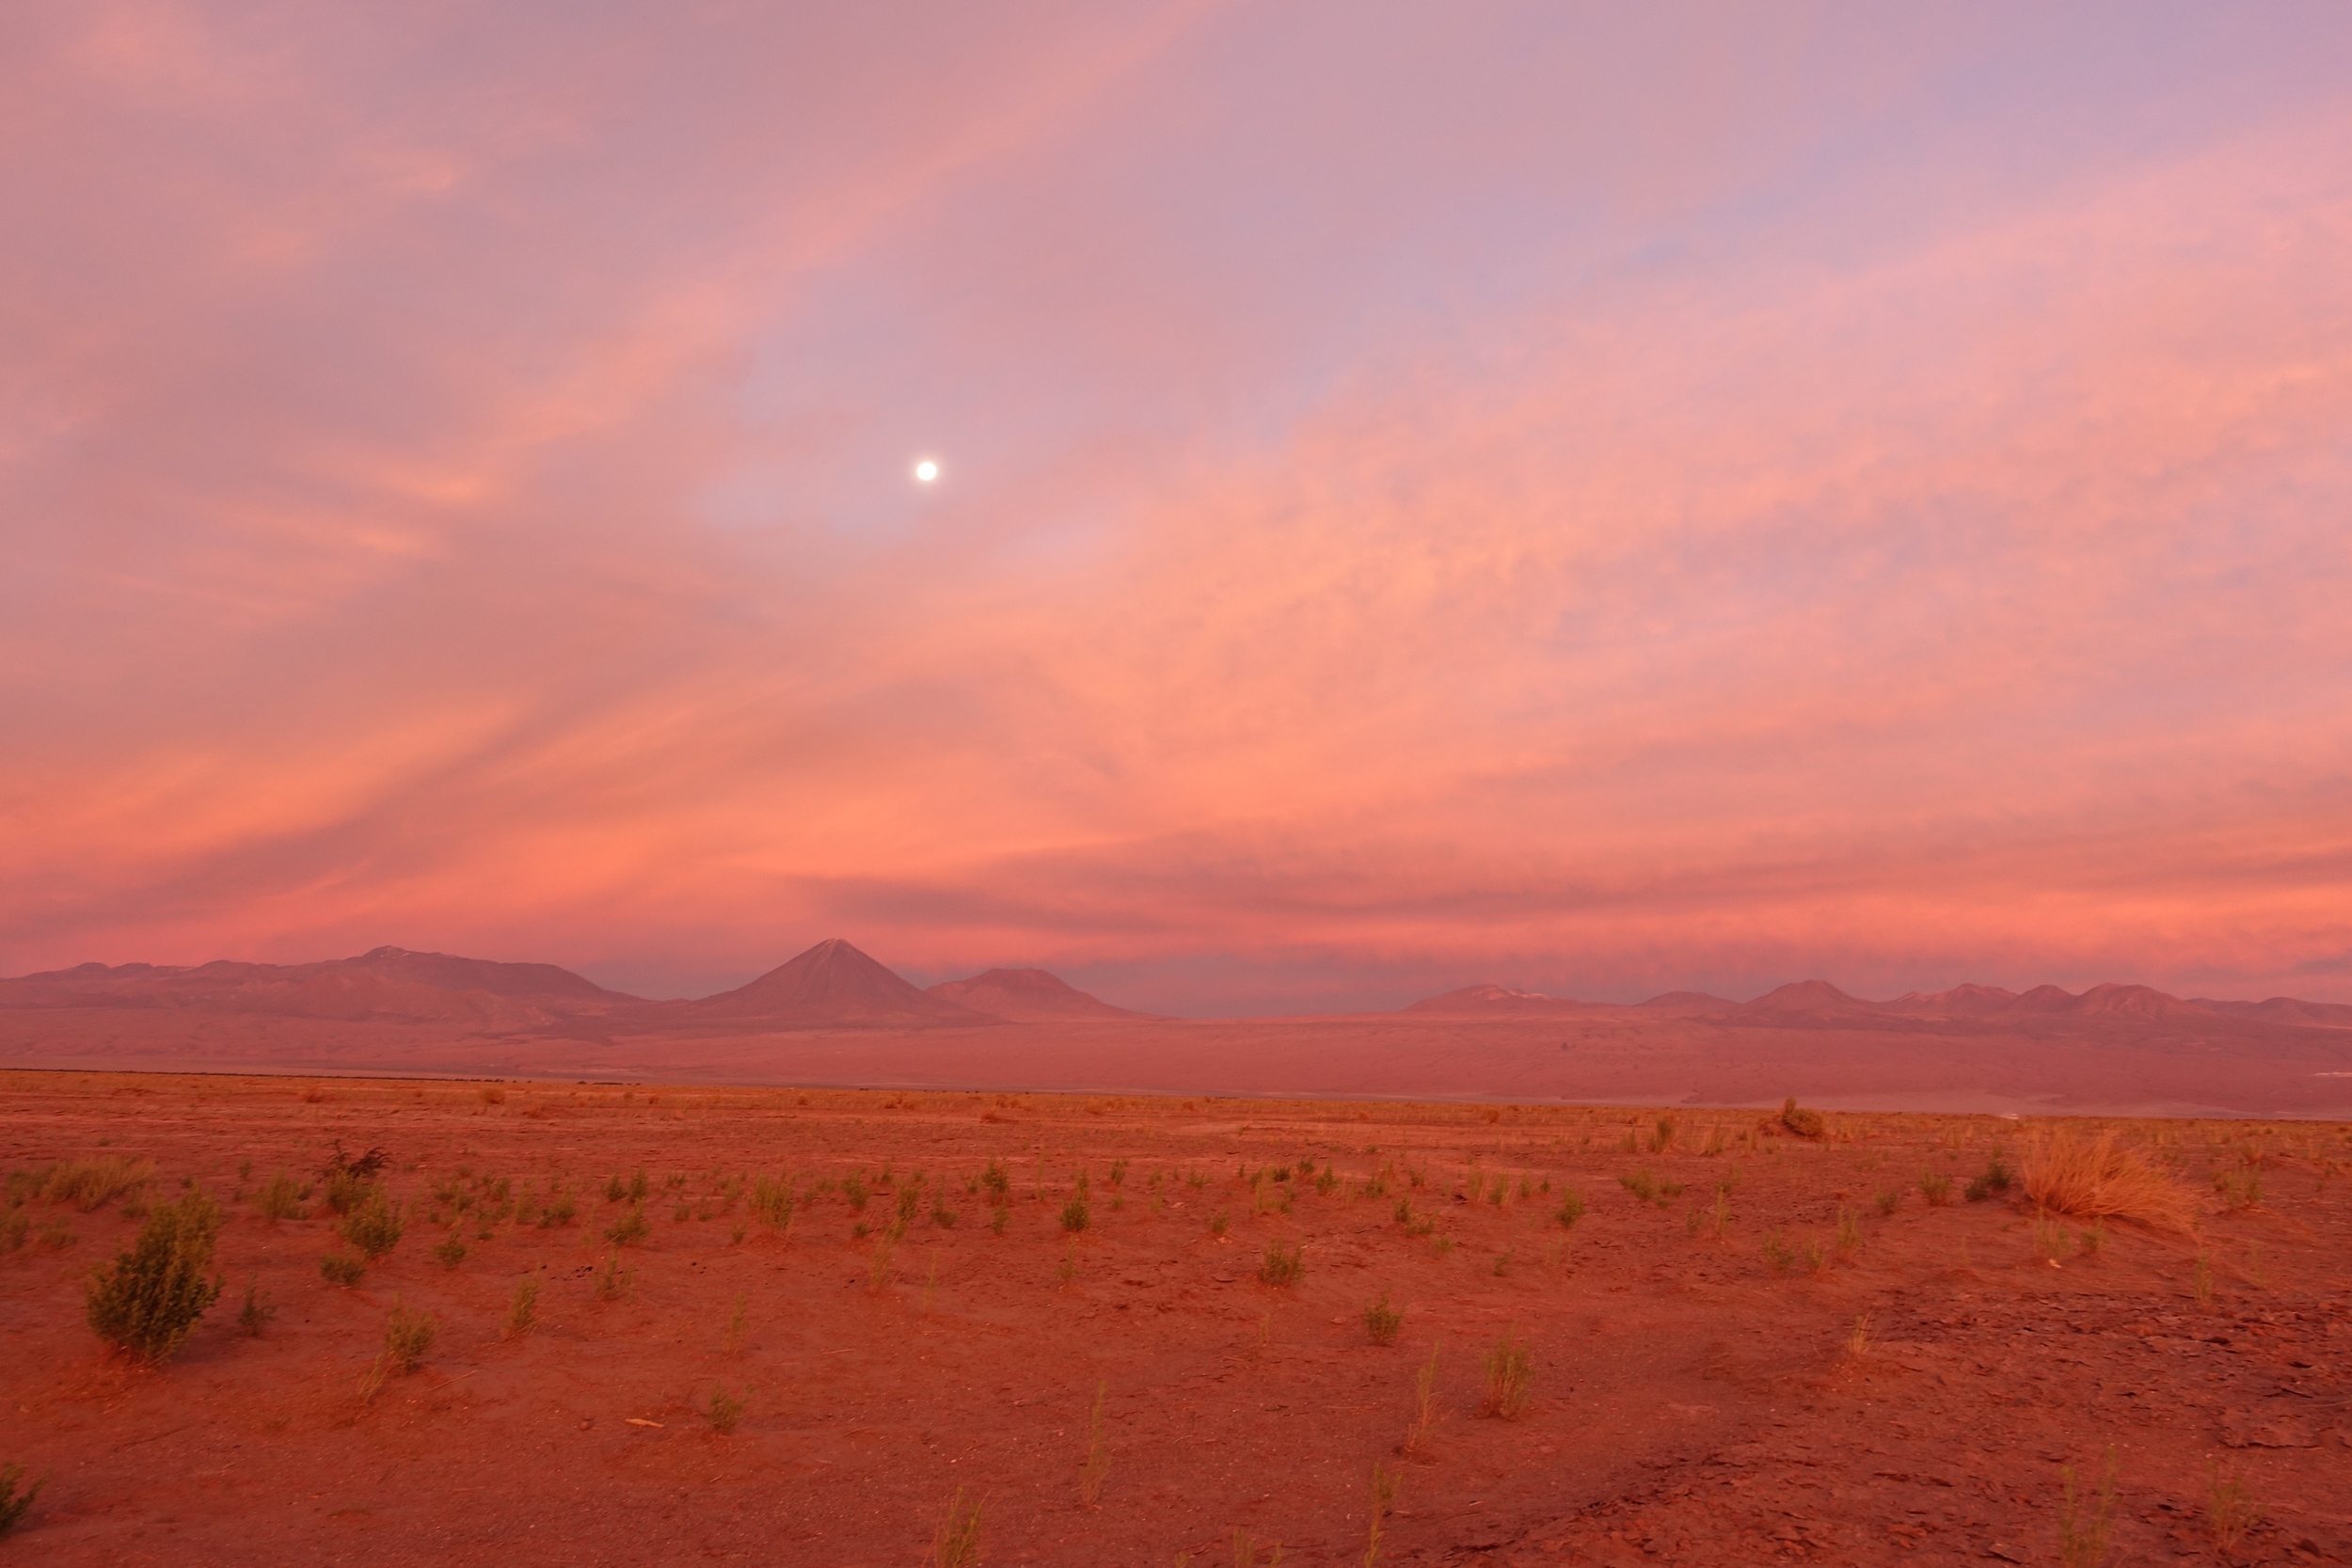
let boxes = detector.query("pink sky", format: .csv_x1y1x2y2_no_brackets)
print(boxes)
5,3,2350,1013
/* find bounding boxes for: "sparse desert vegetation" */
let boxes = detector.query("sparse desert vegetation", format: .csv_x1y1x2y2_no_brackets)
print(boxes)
0,1070,2346,1563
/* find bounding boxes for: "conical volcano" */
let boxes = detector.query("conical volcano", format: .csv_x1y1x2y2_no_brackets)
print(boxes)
688,939,993,1027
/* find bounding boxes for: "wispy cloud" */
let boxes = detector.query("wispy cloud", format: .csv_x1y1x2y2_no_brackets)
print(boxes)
6,4,2348,1009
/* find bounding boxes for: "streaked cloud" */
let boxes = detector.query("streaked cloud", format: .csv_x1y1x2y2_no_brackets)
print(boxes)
5,2,2348,1011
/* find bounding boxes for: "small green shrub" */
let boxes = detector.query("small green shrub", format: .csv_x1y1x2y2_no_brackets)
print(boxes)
320,1252,365,1286
384,1304,437,1373
257,1172,307,1222
237,1277,276,1337
1259,1241,1303,1287
1618,1169,1657,1201
1364,1290,1403,1345
842,1174,870,1211
596,1248,631,1301
606,1204,649,1246
434,1235,467,1269
707,1386,745,1434
1208,1209,1230,1237
1873,1187,1899,1216
1965,1151,2015,1203
85,1189,224,1362
1918,1169,1954,1206
322,1169,374,1217
1060,1197,1090,1234
1554,1189,1585,1227
340,1192,404,1258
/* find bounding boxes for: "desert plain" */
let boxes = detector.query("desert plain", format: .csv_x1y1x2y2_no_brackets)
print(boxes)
3,1069,2348,1566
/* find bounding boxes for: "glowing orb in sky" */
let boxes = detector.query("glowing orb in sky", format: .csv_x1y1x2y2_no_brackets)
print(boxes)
913,458,940,484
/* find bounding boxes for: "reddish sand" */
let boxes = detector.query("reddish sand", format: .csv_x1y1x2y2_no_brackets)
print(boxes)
7,1007,2351,1120
2,1071,2347,1565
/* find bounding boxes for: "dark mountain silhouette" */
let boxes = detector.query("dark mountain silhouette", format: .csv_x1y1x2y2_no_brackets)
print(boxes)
1727,980,1883,1020
1883,983,2020,1016
0,945,635,1026
1637,990,1739,1013
2194,996,2352,1029
925,967,1156,1022
678,939,992,1028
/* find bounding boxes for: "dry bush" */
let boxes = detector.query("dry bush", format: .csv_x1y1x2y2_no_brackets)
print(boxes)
2023,1130,2197,1231
383,1304,437,1373
1364,1291,1403,1346
0,1462,42,1538
341,1191,405,1257
256,1172,307,1222
41,1156,155,1212
707,1386,745,1434
85,1190,224,1362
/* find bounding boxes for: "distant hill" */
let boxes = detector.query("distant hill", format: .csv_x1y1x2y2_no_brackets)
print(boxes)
0,945,634,1026
926,967,1155,1022
2194,995,2352,1029
675,939,993,1028
1728,980,1883,1021
1401,984,1597,1015
1636,990,1738,1014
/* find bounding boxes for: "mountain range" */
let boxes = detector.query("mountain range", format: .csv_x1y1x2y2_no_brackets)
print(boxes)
0,939,1151,1031
1406,976,2352,1030
4,942,2345,1036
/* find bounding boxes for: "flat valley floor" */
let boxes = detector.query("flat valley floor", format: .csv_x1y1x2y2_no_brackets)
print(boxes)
2,1071,2348,1565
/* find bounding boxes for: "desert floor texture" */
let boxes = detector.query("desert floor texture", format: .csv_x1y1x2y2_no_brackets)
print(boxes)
3,1070,2348,1566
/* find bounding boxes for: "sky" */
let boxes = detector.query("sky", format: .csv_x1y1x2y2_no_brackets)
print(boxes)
4,2,2350,1014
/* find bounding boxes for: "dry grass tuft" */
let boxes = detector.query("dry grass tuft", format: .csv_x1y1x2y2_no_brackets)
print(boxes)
1479,1327,1534,1418
40,1155,155,1212
932,1485,982,1568
2022,1130,2198,1231
2207,1462,2261,1553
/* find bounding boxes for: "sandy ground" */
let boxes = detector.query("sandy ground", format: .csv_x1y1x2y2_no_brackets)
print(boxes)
7,1009,2352,1119
3,1071,2348,1566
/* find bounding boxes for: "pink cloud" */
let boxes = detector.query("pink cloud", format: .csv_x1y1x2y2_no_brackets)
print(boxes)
5,6,2349,1010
